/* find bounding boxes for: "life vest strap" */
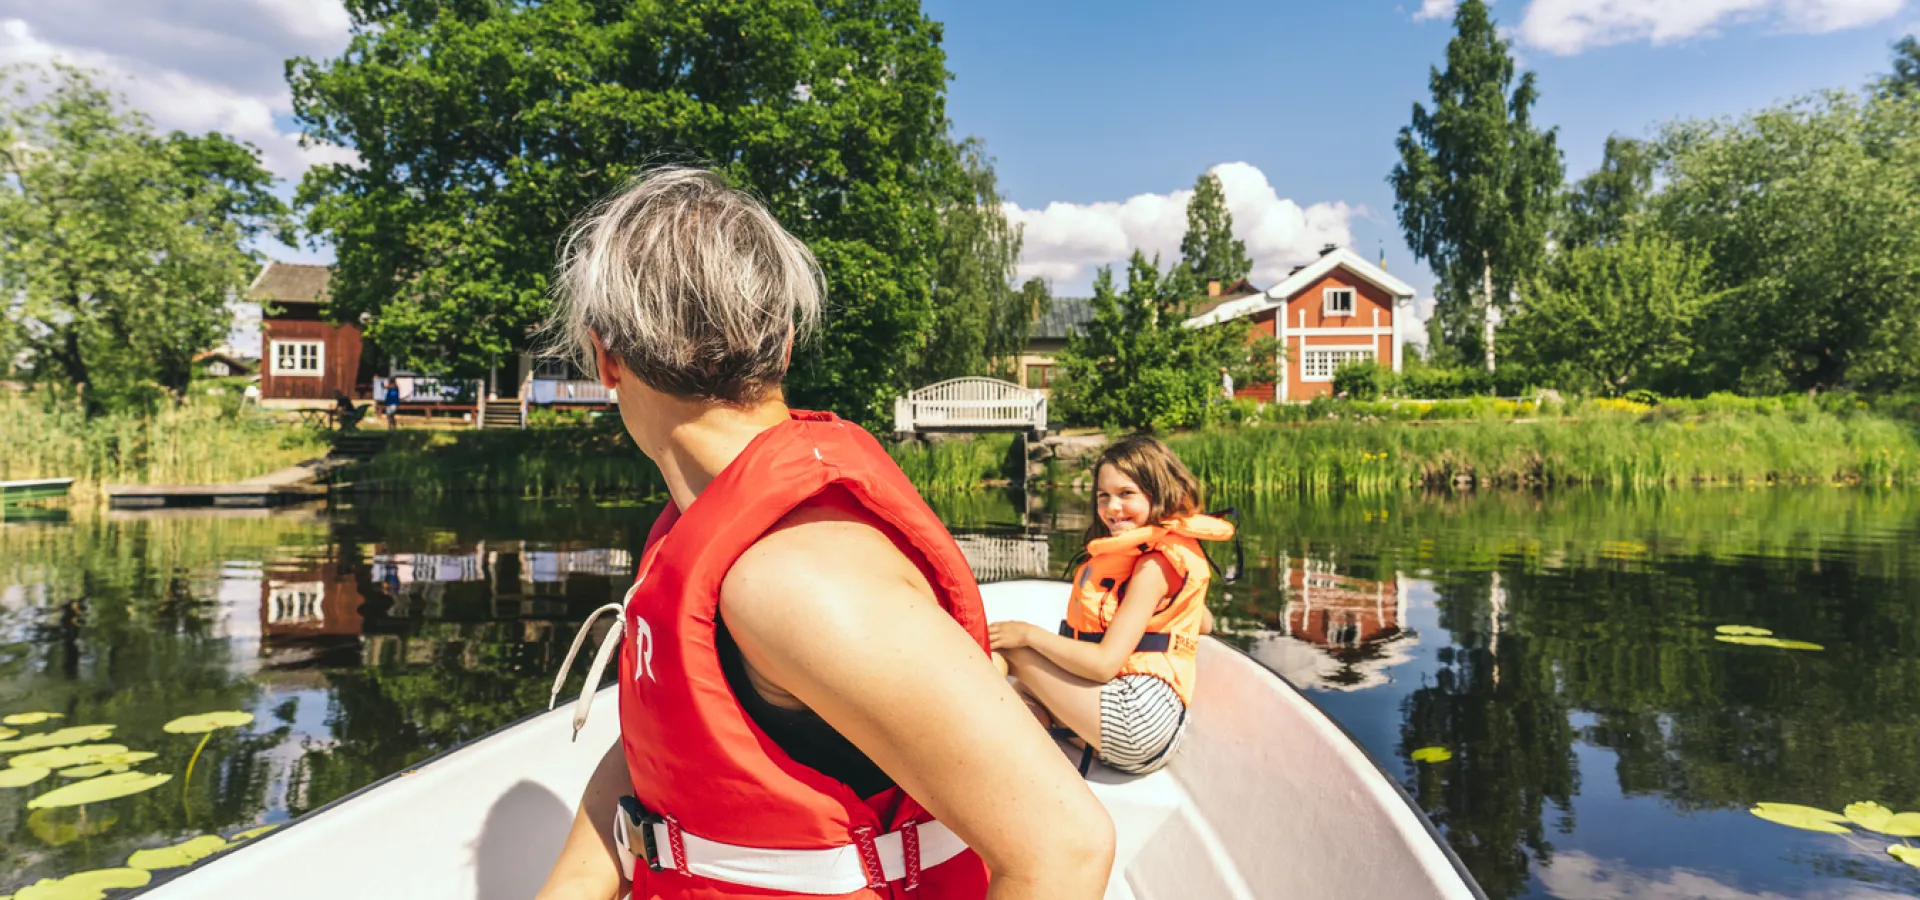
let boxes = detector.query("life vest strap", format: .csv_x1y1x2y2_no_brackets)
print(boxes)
615,795,968,893
1058,621,1172,653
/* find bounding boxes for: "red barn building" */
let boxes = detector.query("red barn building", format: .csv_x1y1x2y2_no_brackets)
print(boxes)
251,262,371,406
1187,245,1415,402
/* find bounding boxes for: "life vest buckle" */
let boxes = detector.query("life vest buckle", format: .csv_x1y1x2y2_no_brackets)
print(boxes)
619,796,673,873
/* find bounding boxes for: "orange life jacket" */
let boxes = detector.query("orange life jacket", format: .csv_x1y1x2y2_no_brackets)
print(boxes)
617,411,991,899
1063,515,1234,705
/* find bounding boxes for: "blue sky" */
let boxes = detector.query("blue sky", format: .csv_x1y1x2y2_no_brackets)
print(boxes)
3,0,1915,306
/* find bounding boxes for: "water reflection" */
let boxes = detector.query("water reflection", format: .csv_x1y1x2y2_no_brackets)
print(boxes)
1249,561,1417,691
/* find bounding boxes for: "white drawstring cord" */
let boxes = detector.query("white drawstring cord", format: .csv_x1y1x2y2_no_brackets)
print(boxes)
549,582,641,741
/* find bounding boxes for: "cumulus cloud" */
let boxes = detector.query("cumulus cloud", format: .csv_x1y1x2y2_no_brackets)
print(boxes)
0,2,354,179
1004,162,1357,296
1535,851,1910,900
1517,0,1911,55
1413,0,1460,22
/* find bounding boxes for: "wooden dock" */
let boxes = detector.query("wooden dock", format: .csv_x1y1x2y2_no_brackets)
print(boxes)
106,458,350,509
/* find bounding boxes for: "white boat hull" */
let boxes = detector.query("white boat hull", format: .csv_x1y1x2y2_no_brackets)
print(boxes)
136,580,1481,899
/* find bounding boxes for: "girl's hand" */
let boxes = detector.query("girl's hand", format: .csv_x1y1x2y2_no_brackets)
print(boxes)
989,620,1036,651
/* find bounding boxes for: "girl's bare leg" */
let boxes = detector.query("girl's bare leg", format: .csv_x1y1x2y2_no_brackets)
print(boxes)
1000,647,1105,753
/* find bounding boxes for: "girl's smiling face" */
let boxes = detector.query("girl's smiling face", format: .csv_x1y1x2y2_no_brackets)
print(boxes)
1094,463,1155,535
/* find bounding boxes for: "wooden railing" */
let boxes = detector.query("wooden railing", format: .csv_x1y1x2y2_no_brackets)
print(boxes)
894,377,1047,435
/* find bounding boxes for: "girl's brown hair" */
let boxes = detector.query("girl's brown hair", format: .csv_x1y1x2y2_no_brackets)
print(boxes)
1081,434,1205,547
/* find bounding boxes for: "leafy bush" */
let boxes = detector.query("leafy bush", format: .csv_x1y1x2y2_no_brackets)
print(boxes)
1332,360,1397,400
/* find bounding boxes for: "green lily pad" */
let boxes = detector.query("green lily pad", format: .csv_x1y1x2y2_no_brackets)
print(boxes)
1411,746,1453,763
0,726,16,740
0,766,51,788
57,752,156,779
1750,803,1852,833
162,711,254,734
1716,625,1774,636
231,824,278,841
26,807,118,847
0,725,116,754
1891,844,1920,868
27,771,173,809
12,868,151,900
128,834,230,870
3,712,64,726
9,745,129,770
1715,634,1825,651
1846,801,1894,831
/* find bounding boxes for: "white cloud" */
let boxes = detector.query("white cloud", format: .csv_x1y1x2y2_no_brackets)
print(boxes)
0,3,353,180
1517,0,1911,55
1536,850,1910,900
1414,0,1460,22
1004,162,1357,296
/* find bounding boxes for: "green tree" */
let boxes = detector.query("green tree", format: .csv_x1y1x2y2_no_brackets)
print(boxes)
290,0,972,425
1653,91,1920,393
1500,236,1714,396
1180,171,1252,288
1880,35,1920,99
1560,136,1653,249
1390,0,1563,370
0,65,284,416
911,139,1032,385
1051,253,1272,431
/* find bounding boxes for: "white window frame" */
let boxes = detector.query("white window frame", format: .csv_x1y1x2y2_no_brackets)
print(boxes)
1323,287,1357,317
271,340,325,377
1300,345,1376,382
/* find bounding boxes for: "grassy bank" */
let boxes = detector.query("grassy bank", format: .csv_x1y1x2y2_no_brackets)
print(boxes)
346,424,666,499
1167,405,1920,492
887,434,1014,494
1,394,330,499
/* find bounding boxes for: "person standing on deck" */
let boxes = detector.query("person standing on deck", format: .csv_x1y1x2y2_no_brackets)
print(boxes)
535,167,1113,900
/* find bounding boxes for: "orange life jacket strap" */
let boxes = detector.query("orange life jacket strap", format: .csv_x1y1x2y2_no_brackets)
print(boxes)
1058,620,1172,653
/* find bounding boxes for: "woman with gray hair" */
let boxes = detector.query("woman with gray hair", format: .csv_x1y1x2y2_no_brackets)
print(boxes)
536,167,1114,900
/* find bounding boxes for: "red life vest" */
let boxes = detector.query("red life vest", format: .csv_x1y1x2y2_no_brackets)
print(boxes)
617,410,992,899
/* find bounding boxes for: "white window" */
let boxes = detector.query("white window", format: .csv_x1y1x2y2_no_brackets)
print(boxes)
1323,287,1357,317
272,340,324,377
1301,347,1375,382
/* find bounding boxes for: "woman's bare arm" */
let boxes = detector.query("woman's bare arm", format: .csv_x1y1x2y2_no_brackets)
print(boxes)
992,556,1172,683
724,510,1115,899
536,739,630,900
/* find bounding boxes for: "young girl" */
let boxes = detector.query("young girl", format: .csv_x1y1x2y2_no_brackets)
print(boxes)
990,434,1233,775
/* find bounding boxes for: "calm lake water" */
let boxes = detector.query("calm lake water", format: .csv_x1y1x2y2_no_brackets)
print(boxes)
3,488,1919,898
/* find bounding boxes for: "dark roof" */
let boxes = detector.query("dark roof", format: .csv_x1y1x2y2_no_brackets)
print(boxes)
248,262,332,305
1186,280,1263,319
1032,297,1093,340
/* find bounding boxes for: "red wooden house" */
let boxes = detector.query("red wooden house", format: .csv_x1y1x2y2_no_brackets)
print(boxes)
251,262,371,406
1186,245,1415,401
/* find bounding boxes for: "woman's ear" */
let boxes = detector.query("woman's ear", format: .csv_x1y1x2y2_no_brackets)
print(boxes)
589,329,621,390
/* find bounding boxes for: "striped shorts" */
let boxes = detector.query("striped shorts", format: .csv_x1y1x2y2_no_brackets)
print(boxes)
1098,674,1188,774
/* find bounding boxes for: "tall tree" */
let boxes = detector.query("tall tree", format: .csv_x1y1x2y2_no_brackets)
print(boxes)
1879,35,1920,99
290,0,972,426
1653,91,1920,394
1499,236,1715,396
0,65,285,415
911,139,1032,385
1390,0,1563,370
1051,253,1273,431
1560,136,1654,249
1180,171,1252,288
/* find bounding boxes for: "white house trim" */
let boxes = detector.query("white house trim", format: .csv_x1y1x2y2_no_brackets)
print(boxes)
1298,344,1379,383
271,339,325,377
1185,246,1417,329
1323,287,1357,317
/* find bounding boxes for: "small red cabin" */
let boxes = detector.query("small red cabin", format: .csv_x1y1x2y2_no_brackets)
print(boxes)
1187,246,1415,401
251,262,370,406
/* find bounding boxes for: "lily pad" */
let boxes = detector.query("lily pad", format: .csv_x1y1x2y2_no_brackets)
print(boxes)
1716,625,1774,636
128,834,230,870
1891,845,1920,868
26,807,118,847
1847,801,1895,832
3,712,64,726
27,771,173,809
1411,746,1453,763
0,725,116,754
1750,803,1852,833
0,726,16,740
231,824,278,841
12,868,151,900
1715,634,1825,651
9,744,129,770
162,711,254,734
0,766,51,788
57,752,156,779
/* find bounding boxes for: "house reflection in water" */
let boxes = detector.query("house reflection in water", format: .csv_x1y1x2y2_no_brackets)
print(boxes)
1248,558,1417,691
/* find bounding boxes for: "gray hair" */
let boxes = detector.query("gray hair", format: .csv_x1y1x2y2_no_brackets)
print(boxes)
547,166,823,404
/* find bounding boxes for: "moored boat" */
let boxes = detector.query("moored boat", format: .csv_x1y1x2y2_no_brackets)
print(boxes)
0,477,74,505
134,579,1484,899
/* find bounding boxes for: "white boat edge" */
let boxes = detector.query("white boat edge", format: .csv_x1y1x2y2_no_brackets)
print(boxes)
131,579,1486,900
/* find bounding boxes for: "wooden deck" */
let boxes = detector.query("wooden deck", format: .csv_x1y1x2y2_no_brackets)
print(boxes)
106,458,349,509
